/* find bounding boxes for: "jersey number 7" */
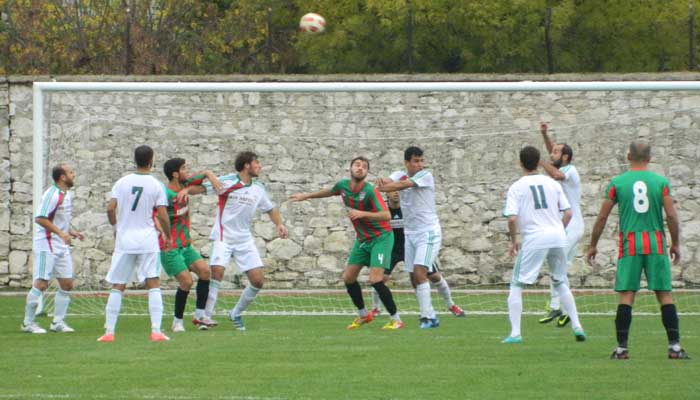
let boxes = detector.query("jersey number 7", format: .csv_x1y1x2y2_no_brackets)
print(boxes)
131,186,144,211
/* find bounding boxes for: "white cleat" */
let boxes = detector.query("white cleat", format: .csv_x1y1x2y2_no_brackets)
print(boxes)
49,321,75,333
171,319,186,333
21,323,47,334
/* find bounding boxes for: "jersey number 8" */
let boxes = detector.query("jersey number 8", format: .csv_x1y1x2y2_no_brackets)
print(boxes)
633,181,649,213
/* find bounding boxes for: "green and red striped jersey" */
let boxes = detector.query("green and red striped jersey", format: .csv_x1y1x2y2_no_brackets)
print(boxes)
605,169,672,258
158,173,206,250
331,179,392,242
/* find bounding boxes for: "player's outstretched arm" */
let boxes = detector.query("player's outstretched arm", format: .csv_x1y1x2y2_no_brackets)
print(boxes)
267,208,288,238
538,158,565,181
289,188,334,202
347,209,390,222
586,199,615,265
663,195,681,264
540,122,554,154
376,179,415,192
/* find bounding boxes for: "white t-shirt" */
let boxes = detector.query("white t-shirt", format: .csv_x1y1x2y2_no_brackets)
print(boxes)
205,174,275,243
559,164,584,233
110,173,167,254
389,170,440,234
503,174,571,250
34,185,72,254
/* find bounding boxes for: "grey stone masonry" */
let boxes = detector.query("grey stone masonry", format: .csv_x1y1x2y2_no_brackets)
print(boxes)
1,74,699,290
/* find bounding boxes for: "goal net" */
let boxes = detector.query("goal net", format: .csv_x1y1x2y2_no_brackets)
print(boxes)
31,81,700,317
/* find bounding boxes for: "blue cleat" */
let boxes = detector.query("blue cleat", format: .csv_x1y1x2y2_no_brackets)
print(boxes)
229,310,246,331
419,317,440,329
501,335,523,344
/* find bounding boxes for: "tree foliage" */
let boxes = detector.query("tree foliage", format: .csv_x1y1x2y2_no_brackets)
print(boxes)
0,0,698,75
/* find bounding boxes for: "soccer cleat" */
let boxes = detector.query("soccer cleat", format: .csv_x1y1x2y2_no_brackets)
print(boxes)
97,333,115,342
229,311,246,331
370,308,381,318
538,309,562,324
346,313,374,330
49,321,75,333
150,332,170,342
610,348,629,360
192,316,218,328
502,335,523,344
381,320,405,330
573,327,586,342
171,319,186,333
21,323,47,334
449,304,466,317
668,348,690,360
419,317,440,329
557,314,571,327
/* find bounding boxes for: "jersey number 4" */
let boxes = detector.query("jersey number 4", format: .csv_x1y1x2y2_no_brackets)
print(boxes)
529,185,548,209
131,186,144,211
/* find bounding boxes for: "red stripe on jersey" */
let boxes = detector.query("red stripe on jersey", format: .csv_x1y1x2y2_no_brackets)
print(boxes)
45,191,66,253
607,185,616,200
356,193,382,240
618,232,623,259
663,186,670,196
171,202,179,248
627,232,636,256
217,181,246,241
399,175,408,181
655,231,664,255
641,231,651,255
370,187,392,232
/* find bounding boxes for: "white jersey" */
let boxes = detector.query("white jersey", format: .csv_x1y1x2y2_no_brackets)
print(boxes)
205,174,275,243
389,170,440,234
503,174,571,250
559,164,584,233
111,173,167,254
33,185,73,254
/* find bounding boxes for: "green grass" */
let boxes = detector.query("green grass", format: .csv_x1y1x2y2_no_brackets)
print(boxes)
1,295,699,400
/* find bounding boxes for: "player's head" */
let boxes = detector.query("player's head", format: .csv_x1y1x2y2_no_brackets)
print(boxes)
519,145,540,172
163,158,187,183
134,145,154,169
551,143,573,168
349,156,369,181
386,190,400,208
52,163,75,188
235,151,261,177
628,141,651,163
404,146,425,176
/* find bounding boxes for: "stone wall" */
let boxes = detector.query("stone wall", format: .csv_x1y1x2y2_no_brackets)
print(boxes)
2,74,700,290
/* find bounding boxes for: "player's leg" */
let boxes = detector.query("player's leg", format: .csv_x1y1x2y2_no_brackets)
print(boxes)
161,248,191,332
410,230,441,328
610,256,643,358
547,248,584,341
344,263,373,329
204,241,232,324
504,248,545,342
136,252,168,341
99,252,135,341
428,263,465,317
189,255,211,327
647,254,689,359
50,252,75,332
23,251,51,333
373,249,402,316
228,239,266,331
368,233,402,330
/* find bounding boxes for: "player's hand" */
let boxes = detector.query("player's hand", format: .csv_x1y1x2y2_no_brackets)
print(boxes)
58,231,72,246
276,224,289,239
208,174,223,194
540,121,548,134
375,177,391,188
69,230,84,241
288,193,307,202
347,209,365,221
176,188,189,204
586,246,597,266
669,245,681,264
508,241,519,257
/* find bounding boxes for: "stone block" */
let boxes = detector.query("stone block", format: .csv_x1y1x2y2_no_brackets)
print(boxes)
267,238,302,261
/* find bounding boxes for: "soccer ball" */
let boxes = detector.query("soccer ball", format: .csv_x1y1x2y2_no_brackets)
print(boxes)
299,13,326,33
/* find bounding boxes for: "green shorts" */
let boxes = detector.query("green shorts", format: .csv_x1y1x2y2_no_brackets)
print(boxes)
347,232,394,270
615,254,672,292
160,245,203,277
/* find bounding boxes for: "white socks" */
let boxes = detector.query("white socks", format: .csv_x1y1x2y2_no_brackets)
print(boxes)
415,282,435,319
24,287,42,325
148,288,163,333
232,285,260,317
507,285,523,337
372,290,382,311
53,289,71,324
554,284,582,330
204,280,221,318
105,289,123,333
549,283,561,310
435,277,454,308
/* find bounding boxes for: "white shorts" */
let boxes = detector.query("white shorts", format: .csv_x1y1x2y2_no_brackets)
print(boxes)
209,239,262,273
33,251,73,281
404,229,442,273
106,252,161,284
512,247,567,286
564,226,584,263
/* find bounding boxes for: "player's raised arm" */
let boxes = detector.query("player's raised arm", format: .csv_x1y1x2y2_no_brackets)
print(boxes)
289,188,335,202
538,158,565,181
540,122,554,154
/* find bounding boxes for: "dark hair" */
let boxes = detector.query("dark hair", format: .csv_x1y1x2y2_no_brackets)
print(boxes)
51,164,66,183
350,156,370,170
520,146,540,171
134,145,154,168
404,146,424,161
235,151,257,172
561,143,573,163
629,141,651,162
163,158,186,181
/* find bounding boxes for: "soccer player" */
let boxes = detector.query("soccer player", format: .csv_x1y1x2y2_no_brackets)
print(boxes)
22,164,84,334
537,122,584,327
289,156,404,330
98,145,172,342
202,151,288,331
587,141,689,360
158,158,221,332
376,146,441,329
502,146,585,343
370,190,465,318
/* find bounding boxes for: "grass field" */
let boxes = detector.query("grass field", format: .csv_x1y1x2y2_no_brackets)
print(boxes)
1,295,699,400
